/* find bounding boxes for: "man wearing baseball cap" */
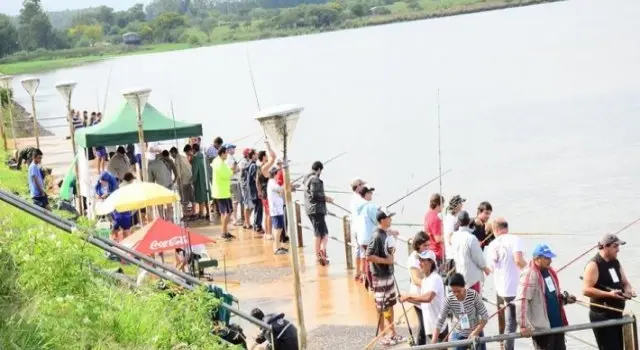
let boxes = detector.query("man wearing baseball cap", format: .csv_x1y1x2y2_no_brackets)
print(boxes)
443,195,466,277
365,208,406,346
516,244,575,350
583,234,635,350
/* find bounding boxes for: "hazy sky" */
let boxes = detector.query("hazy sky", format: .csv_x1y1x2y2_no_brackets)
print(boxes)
1,0,149,16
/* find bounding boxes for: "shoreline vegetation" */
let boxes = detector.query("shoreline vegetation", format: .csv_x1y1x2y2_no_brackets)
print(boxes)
0,0,563,75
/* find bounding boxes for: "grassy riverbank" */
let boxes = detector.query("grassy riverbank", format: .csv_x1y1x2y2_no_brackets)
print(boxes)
0,150,227,349
0,0,560,75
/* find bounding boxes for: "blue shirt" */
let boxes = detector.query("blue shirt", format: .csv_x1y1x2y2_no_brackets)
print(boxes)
541,269,563,328
28,162,44,198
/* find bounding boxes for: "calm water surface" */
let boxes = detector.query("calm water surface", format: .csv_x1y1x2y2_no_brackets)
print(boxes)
12,0,640,344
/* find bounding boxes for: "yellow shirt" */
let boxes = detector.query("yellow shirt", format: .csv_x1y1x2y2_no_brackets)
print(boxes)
211,156,233,199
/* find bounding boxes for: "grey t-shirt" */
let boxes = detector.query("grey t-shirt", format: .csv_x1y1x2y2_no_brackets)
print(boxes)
366,228,396,277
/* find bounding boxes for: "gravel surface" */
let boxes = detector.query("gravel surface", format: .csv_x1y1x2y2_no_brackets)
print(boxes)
307,324,411,350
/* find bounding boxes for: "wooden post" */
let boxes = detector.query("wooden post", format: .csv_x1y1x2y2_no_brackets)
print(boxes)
342,215,353,270
295,201,303,247
623,312,637,350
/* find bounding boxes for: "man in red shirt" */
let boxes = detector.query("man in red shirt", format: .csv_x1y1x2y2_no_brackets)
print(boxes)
424,193,444,263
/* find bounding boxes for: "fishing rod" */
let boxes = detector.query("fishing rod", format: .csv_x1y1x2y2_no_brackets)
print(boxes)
290,151,348,184
386,169,452,209
579,276,640,304
436,89,445,245
101,64,114,115
246,48,262,112
556,216,640,273
475,217,640,329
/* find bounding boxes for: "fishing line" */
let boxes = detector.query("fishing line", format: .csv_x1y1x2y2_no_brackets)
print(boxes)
290,151,347,184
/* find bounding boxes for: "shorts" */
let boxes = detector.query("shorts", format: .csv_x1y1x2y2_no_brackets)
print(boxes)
231,182,242,203
33,196,49,209
262,198,270,216
180,184,195,204
372,275,397,311
95,147,108,159
308,213,328,238
113,217,133,231
135,154,142,168
213,198,233,215
272,215,285,230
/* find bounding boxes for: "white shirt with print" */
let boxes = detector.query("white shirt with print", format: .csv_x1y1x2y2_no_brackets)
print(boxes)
420,272,446,333
486,234,524,297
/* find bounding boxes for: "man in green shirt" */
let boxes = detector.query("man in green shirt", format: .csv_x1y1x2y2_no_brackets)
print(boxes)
212,146,235,240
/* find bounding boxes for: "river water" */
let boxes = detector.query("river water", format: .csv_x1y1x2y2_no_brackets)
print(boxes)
12,0,640,345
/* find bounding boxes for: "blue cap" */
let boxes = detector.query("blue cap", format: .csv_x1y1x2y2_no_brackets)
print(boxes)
223,143,236,149
532,244,556,259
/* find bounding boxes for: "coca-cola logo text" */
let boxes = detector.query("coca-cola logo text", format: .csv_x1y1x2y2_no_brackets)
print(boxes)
149,236,189,250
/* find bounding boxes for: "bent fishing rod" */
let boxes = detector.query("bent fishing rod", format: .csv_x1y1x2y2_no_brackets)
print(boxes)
386,169,452,208
290,151,348,184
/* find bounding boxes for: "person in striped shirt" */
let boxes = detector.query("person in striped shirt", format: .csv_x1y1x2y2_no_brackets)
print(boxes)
433,273,488,349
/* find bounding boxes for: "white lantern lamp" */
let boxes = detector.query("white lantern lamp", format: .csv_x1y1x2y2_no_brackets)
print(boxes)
122,88,152,181
254,104,306,349
56,81,83,214
21,77,41,149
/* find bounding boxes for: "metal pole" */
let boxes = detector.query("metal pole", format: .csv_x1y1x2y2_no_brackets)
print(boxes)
0,105,7,150
65,99,83,215
136,101,147,182
295,201,304,247
6,96,16,149
342,215,353,270
282,132,307,349
399,317,636,350
31,95,39,149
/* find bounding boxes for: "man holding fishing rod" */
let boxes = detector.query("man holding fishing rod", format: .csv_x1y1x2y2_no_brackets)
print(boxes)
516,244,576,350
582,234,636,350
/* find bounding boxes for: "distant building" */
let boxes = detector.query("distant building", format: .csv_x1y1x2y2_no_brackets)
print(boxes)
122,32,141,45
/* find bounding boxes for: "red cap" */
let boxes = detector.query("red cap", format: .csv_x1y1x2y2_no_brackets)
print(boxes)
243,148,251,157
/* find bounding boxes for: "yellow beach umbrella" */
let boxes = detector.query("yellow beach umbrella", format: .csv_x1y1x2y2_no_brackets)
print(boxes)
96,182,180,215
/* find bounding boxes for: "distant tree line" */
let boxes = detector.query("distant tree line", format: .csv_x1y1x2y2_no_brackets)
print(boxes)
0,0,531,60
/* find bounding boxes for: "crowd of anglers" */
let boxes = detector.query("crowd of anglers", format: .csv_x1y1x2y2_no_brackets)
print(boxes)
8,127,638,350
339,180,637,349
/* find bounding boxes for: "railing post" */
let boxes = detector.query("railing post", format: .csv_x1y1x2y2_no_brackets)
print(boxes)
623,312,637,350
294,201,304,247
342,215,354,270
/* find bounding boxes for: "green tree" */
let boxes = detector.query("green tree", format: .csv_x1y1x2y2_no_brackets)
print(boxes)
350,3,367,17
18,0,56,50
0,14,20,58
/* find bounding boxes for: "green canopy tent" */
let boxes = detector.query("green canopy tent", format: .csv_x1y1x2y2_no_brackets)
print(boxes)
74,103,202,148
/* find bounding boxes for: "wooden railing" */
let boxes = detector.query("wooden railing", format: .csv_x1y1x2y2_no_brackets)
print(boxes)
293,201,412,271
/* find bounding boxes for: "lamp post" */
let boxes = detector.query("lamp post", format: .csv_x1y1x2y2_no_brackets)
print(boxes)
56,81,83,215
122,88,151,181
0,75,16,149
255,104,306,349
21,77,40,149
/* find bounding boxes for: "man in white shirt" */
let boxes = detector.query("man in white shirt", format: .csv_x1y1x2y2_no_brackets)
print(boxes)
450,211,491,293
486,217,526,350
443,195,465,280
224,144,242,225
349,178,366,282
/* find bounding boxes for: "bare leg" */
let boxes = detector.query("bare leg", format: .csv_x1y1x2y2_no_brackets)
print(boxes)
243,207,251,228
221,213,229,234
273,228,282,252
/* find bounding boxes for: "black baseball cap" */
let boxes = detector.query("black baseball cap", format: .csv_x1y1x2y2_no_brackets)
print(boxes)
376,207,395,222
358,186,375,197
